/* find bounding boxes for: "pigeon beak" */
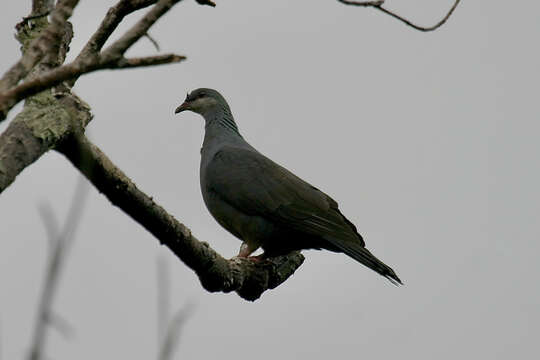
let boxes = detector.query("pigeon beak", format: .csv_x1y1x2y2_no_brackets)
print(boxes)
174,101,190,114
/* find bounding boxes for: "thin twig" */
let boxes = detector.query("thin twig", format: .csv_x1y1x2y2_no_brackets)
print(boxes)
156,255,171,351
28,176,89,360
101,0,183,61
0,53,185,120
377,0,461,32
195,0,216,6
156,256,195,360
337,0,384,6
47,312,75,340
338,0,461,32
145,32,161,51
158,303,195,360
76,0,161,60
37,202,61,254
115,54,186,68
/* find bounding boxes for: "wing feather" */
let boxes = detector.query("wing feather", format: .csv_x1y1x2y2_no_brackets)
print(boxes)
206,146,364,247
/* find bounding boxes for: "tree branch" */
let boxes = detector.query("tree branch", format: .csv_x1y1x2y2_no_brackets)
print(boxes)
338,0,461,32
0,0,188,122
195,0,216,6
101,0,183,61
0,89,92,193
0,0,79,93
28,177,88,360
337,0,384,6
115,54,186,68
76,0,161,60
58,133,304,301
1,0,296,304
377,0,461,32
0,52,185,120
31,0,54,17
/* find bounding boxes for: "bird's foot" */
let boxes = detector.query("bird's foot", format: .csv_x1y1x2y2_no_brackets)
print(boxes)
237,242,258,258
246,254,266,263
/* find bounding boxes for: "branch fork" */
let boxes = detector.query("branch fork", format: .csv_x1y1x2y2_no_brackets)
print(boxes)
0,0,189,121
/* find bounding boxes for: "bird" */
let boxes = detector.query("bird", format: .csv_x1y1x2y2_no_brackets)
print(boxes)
175,88,402,285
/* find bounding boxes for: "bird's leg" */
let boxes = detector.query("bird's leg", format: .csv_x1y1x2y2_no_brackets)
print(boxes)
238,241,259,258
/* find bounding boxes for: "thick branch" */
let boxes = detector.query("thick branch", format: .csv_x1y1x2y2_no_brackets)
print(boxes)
58,134,304,301
0,0,79,92
32,0,54,16
0,90,91,193
338,0,461,32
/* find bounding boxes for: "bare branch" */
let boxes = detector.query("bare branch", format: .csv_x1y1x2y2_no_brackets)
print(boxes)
145,32,161,51
101,0,183,61
156,257,194,360
156,256,171,350
0,89,92,194
58,134,305,301
338,0,461,32
77,0,160,59
377,0,461,32
195,0,216,6
0,0,186,122
337,0,384,6
0,53,184,121
47,312,75,340
28,177,89,360
37,202,61,252
159,303,195,360
32,0,55,15
0,0,79,92
115,54,186,68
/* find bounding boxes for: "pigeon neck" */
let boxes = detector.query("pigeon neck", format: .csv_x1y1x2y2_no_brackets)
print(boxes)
203,106,242,138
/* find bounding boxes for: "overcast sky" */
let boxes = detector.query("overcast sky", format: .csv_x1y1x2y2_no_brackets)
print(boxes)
1,1,539,359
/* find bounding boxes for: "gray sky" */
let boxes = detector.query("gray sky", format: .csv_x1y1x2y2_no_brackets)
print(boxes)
1,0,539,359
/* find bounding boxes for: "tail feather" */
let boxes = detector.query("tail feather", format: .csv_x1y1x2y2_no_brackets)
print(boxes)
326,238,402,285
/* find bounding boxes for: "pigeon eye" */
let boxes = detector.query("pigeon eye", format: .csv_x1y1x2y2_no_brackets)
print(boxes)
198,93,206,98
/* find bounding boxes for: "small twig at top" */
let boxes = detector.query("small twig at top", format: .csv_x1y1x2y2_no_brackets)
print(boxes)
195,0,216,7
376,0,461,32
145,32,161,51
338,0,461,32
337,0,384,6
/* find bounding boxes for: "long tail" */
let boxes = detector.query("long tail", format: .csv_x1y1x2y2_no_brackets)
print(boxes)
326,239,403,285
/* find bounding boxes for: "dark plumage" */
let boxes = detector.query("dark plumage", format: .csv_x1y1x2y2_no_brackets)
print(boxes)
175,88,402,285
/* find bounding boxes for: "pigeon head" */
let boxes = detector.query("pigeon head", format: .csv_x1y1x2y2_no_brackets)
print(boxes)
175,88,228,116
